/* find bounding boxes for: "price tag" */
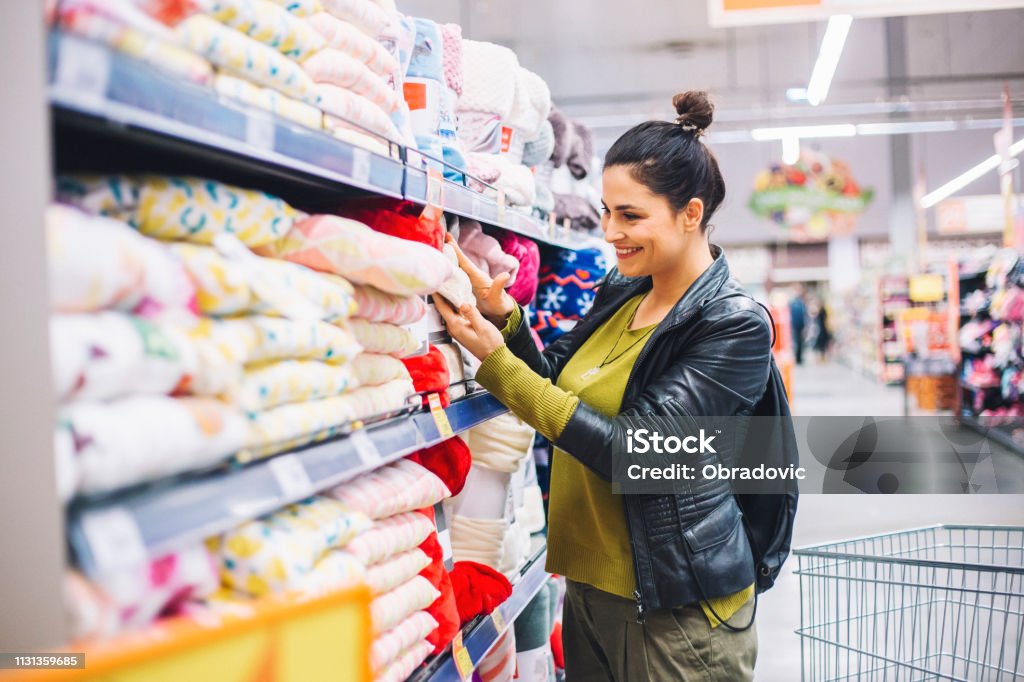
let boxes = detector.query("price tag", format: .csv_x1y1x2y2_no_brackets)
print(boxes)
427,167,445,207
452,632,474,679
80,507,147,573
471,193,484,218
427,392,453,438
245,110,276,151
491,608,508,633
548,212,557,238
351,147,372,185
56,38,111,105
268,454,312,500
496,189,507,225
562,217,571,235
350,428,381,466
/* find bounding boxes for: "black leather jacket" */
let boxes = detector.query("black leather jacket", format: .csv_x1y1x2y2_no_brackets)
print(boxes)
504,245,772,615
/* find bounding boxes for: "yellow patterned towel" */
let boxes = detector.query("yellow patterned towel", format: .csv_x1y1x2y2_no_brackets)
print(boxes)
199,0,325,61
183,316,362,366
57,175,301,248
169,243,356,319
214,496,371,596
176,14,317,101
225,359,357,413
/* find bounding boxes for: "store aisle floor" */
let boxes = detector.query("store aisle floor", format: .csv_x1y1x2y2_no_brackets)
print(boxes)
753,361,1024,682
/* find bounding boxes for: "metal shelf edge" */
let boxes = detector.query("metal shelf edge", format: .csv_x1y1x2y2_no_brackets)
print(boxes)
68,392,508,577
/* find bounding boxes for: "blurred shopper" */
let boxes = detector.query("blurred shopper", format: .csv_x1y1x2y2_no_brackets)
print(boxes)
811,298,832,362
436,91,797,681
789,287,807,364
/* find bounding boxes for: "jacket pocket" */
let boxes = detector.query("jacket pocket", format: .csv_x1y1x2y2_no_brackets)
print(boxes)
683,496,743,554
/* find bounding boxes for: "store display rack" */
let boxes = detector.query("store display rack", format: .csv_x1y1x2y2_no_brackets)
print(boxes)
408,548,550,682
67,391,508,578
879,275,910,384
49,31,604,252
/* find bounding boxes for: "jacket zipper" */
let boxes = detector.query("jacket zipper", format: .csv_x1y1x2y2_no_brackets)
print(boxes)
623,304,703,624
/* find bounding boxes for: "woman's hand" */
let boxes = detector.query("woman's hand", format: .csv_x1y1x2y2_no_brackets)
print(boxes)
432,294,504,361
444,233,516,326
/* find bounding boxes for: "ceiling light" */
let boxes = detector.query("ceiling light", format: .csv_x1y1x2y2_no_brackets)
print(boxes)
857,121,958,135
786,87,809,102
751,124,857,140
807,14,853,106
782,136,800,164
920,137,1024,209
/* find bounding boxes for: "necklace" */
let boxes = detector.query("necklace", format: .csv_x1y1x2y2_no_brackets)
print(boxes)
579,298,657,380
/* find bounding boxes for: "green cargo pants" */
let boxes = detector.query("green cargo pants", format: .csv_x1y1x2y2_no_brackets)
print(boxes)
563,579,757,681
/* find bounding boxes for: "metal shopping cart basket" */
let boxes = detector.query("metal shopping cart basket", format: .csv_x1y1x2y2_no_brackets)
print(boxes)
795,525,1023,681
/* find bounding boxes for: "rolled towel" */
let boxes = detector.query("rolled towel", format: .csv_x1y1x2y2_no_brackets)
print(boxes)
507,67,552,142
440,23,463,96
567,121,594,180
350,285,427,325
304,48,400,112
548,107,572,168
498,231,541,307
465,412,536,473
458,39,518,119
316,83,401,140
437,243,475,309
456,220,520,286
197,0,326,62
522,119,555,167
466,154,536,207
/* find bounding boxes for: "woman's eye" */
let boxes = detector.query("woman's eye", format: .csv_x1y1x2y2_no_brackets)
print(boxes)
624,213,640,221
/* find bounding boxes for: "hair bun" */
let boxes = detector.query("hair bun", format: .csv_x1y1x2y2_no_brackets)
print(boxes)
672,90,714,134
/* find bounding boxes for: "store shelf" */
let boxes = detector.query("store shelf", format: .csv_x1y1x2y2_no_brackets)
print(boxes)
409,547,550,682
67,391,508,577
49,31,406,202
403,165,607,251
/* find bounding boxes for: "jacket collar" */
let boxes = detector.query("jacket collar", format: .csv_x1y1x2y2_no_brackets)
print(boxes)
600,244,732,325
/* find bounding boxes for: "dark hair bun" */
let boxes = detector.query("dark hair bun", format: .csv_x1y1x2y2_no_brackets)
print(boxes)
672,90,714,132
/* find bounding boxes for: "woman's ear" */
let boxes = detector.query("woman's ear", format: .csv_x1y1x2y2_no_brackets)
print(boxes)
677,198,705,233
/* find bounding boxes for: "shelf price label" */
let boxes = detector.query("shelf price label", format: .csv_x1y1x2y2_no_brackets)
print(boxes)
548,212,557,238
245,110,275,151
79,507,147,574
56,38,111,106
350,428,382,466
351,147,372,185
452,632,474,679
427,392,454,439
496,189,508,225
268,454,313,501
491,608,508,633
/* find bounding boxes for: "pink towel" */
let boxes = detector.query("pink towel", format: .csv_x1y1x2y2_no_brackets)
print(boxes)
440,23,463,96
498,232,540,307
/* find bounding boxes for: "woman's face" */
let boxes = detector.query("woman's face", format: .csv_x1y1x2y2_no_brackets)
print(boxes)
601,165,696,278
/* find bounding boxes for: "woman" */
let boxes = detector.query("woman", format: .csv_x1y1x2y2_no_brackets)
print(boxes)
436,91,771,681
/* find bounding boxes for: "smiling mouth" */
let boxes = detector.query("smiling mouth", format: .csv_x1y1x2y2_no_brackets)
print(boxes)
616,246,643,258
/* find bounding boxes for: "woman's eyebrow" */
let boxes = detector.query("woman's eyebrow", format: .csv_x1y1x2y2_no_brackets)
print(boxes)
614,204,639,211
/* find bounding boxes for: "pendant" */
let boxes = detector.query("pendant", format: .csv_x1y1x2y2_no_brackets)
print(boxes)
580,367,602,380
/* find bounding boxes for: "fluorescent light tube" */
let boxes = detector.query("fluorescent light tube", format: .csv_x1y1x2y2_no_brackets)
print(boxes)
920,137,1024,208
807,15,853,106
857,121,958,135
751,124,857,140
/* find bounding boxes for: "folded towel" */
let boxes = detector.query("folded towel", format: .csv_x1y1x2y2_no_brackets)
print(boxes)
213,73,323,129
346,318,420,357
351,352,411,386
320,0,388,35
45,205,196,316
176,14,316,102
265,0,323,16
304,48,400,111
350,286,427,325
376,640,433,682
306,11,398,76
499,232,541,306
466,154,536,207
261,214,453,296
407,18,443,81
316,82,401,140
371,611,438,673
553,192,601,232
327,458,450,519
198,0,326,61
366,549,432,596
437,243,476,309
458,39,518,119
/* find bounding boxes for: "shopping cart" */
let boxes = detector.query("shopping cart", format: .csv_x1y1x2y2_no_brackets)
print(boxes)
795,525,1024,681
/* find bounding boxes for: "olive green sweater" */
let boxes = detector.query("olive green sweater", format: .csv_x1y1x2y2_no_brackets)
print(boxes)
475,296,753,626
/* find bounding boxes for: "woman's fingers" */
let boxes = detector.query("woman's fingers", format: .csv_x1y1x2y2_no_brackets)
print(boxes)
431,294,461,326
445,233,492,287
487,272,511,301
